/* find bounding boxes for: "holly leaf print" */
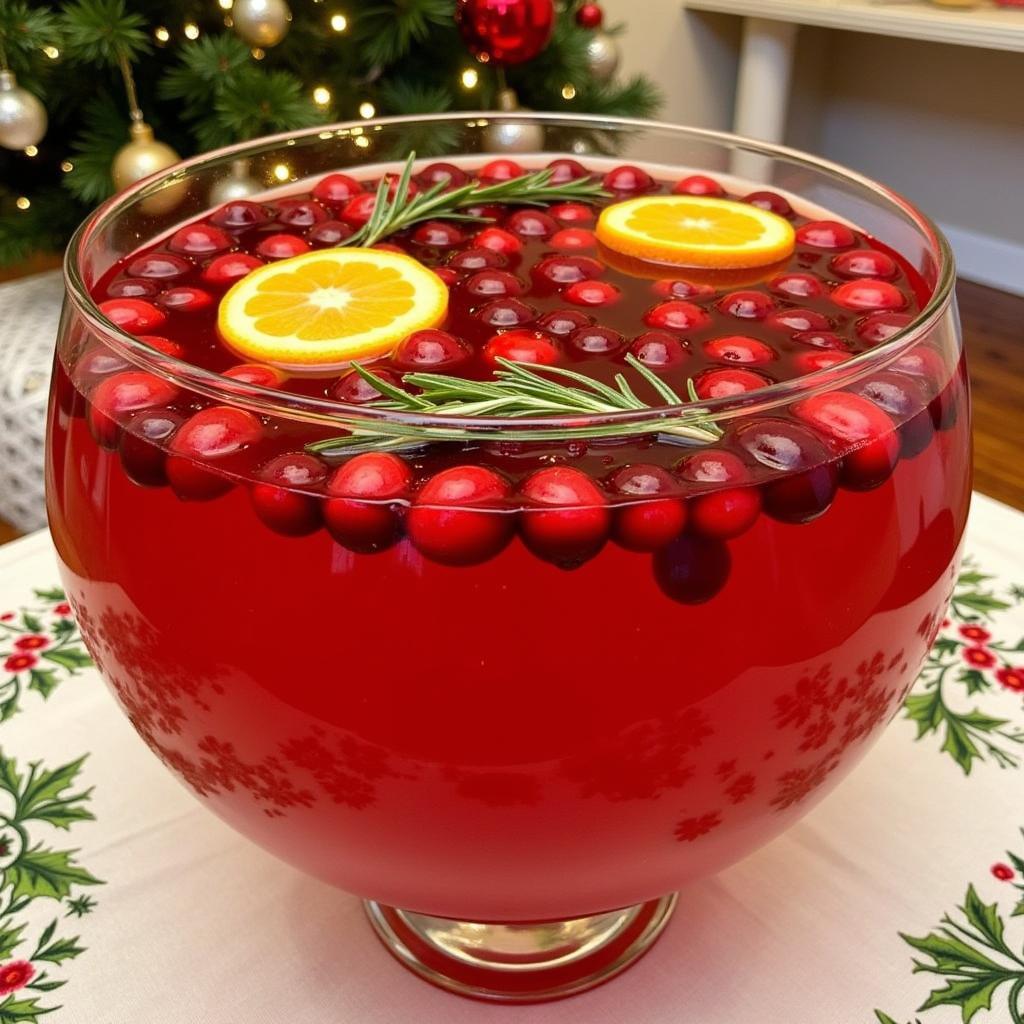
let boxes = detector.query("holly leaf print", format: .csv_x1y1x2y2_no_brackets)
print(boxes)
952,590,1012,621
39,649,92,673
3,845,103,902
0,753,22,797
18,757,89,817
918,977,1005,1021
957,669,990,696
33,927,85,966
0,995,56,1022
31,589,65,603
50,620,75,641
957,571,993,587
961,884,1006,950
26,671,58,701
0,923,26,960
0,698,19,725
933,637,961,657
18,613,42,633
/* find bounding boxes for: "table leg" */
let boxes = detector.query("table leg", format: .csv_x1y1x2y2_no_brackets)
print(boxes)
733,16,799,143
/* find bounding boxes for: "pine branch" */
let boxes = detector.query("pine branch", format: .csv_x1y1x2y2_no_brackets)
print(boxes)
158,34,251,107
60,0,151,67
355,0,455,66
64,91,126,203
0,186,81,268
212,68,326,143
0,2,62,72
577,74,664,119
511,10,592,103
377,79,453,116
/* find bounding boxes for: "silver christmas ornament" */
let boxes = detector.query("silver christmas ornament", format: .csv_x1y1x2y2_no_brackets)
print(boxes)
231,0,292,48
584,30,620,83
483,88,544,154
0,70,48,151
210,159,263,204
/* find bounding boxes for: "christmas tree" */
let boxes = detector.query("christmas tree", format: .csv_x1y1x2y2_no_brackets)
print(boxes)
0,0,661,267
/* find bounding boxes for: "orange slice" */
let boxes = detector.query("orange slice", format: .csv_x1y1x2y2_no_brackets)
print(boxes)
217,248,448,371
596,196,795,269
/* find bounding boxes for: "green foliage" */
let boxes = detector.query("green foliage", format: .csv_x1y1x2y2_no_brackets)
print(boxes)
0,2,61,73
60,0,150,66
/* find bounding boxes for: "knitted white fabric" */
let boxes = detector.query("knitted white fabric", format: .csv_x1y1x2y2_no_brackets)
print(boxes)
0,270,63,531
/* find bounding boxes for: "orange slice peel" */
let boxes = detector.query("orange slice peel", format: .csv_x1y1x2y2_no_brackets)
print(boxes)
596,196,795,270
217,248,449,371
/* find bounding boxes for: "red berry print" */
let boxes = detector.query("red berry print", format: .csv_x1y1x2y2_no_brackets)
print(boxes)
168,224,231,256
996,667,1024,692
962,647,997,669
14,635,49,651
673,175,725,197
603,165,654,193
407,466,513,566
483,331,559,369
644,300,710,332
312,173,363,207
325,453,413,553
564,280,621,307
959,625,991,643
520,466,610,568
3,654,36,673
831,279,906,312
795,220,856,249
479,159,524,183
251,453,327,537
256,234,311,260
54,603,72,616
201,253,263,287
992,863,1015,881
694,367,770,399
0,961,34,995
393,329,471,369
609,465,687,552
98,298,167,335
166,406,263,501
474,227,523,255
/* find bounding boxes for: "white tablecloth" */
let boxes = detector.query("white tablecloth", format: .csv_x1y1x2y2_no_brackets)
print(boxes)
0,493,1022,1024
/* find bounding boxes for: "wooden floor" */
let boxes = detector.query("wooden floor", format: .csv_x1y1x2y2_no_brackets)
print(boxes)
1,279,1020,546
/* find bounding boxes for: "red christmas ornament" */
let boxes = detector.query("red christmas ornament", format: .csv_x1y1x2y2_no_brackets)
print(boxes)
576,3,604,28
456,0,555,65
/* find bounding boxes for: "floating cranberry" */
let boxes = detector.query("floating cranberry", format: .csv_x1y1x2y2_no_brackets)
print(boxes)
735,419,838,523
479,159,524,183
416,162,469,190
603,165,654,193
643,300,710,332
549,228,596,250
791,330,849,351
308,220,355,247
856,312,913,345
536,309,592,337
223,363,287,387
119,409,185,487
678,450,761,539
276,199,329,228
520,466,610,568
717,290,775,320
652,279,716,301
256,233,311,260
210,200,269,231
126,253,192,281
374,241,406,255
483,331,559,369
769,272,825,300
549,202,595,224
407,466,513,565
340,192,378,227
476,298,537,328
795,220,856,249
742,191,792,217
77,345,129,381
168,224,231,256
312,173,363,208
564,280,621,307
157,286,213,314
505,209,557,238
794,391,899,490
893,347,957,430
250,453,327,536
695,367,770,399
704,335,776,364
830,248,897,279
831,279,906,312
654,534,731,604
201,253,263,287
166,406,263,501
568,325,624,356
89,371,180,450
673,174,725,197
330,367,403,404
325,452,413,553
851,371,933,459
764,308,832,334
609,465,686,551
794,350,852,373
464,202,506,221
449,247,507,271
98,298,167,334
378,173,421,201
547,158,588,183
394,329,472,369
474,227,523,255
412,220,465,248
534,255,604,286
107,278,159,298
464,269,525,299
629,331,688,369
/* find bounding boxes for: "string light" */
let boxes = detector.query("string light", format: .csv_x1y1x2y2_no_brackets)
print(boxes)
218,0,234,8
313,86,331,106
15,197,30,211
60,160,73,173
561,83,577,100
461,68,479,89
251,47,266,59
354,136,370,149
272,163,291,182
154,26,170,43
330,13,348,32
184,22,200,40
358,101,375,119
42,46,60,60
24,145,38,157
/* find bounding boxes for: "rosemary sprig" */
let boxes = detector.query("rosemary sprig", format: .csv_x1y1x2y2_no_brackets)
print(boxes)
306,355,723,456
344,151,611,247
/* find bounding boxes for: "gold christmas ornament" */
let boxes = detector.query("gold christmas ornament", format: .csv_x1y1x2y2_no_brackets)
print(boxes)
0,70,48,151
231,0,292,48
112,121,184,215
483,87,544,153
584,29,619,83
210,158,263,204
